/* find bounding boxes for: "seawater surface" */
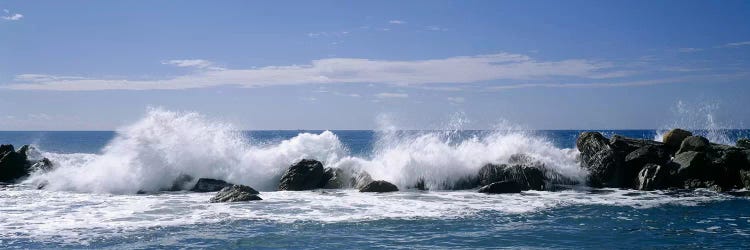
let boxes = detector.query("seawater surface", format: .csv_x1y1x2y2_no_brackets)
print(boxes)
1,110,749,249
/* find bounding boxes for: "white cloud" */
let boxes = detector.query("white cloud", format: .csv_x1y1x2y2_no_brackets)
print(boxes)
722,41,750,48
388,20,406,25
1,10,23,21
5,53,631,91
375,92,408,98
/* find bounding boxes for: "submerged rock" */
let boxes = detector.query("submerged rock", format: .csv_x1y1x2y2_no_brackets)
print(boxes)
209,185,262,203
359,180,398,193
662,129,693,150
478,181,522,194
278,159,327,191
190,178,233,192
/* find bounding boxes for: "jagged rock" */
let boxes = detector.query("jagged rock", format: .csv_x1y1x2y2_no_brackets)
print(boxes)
278,159,326,191
610,135,664,154
359,180,398,192
478,163,506,186
740,169,750,189
635,164,674,190
737,138,750,149
477,159,548,191
0,144,14,155
478,180,522,194
0,146,29,183
677,136,710,154
190,178,233,192
674,151,711,180
576,132,610,163
583,148,628,188
663,129,693,150
209,185,262,203
167,174,195,191
625,145,671,167
30,158,54,173
684,179,723,192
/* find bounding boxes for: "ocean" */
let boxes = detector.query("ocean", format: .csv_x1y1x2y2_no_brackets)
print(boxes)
1,110,749,249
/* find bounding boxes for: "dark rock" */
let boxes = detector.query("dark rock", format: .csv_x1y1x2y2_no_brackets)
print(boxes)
677,136,710,154
478,163,506,186
576,132,610,163
662,129,693,150
353,170,374,189
737,138,750,149
0,144,14,155
209,185,262,203
0,149,29,183
582,148,628,188
625,145,671,167
450,174,480,190
359,180,398,192
609,135,664,154
635,164,674,190
683,179,723,192
278,159,326,191
740,169,750,189
477,161,547,191
478,181,523,194
30,158,54,173
673,151,711,180
413,178,427,191
167,174,195,191
190,178,233,192
321,168,348,189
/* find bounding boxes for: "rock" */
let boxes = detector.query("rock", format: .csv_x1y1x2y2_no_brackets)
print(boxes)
683,179,723,192
610,135,664,154
477,161,547,191
737,138,750,149
0,144,14,155
677,136,710,154
190,178,233,192
352,170,374,189
576,132,610,163
359,180,398,192
412,178,427,191
30,158,54,173
278,159,327,191
478,163,506,186
209,185,262,203
582,148,628,188
740,169,750,189
478,181,522,194
450,174,480,190
635,164,673,191
662,129,693,150
625,145,671,167
0,148,29,183
321,168,345,189
167,174,195,191
673,151,711,180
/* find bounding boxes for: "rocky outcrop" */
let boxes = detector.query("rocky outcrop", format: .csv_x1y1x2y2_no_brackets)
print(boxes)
576,129,750,192
478,163,545,191
209,185,262,203
0,144,31,183
190,178,233,192
359,180,398,192
662,129,692,150
278,159,328,191
736,138,750,149
478,180,522,194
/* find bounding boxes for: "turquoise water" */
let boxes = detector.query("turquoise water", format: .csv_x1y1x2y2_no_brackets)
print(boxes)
1,128,750,249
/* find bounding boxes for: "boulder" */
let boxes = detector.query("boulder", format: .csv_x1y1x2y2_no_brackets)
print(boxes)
677,136,710,154
478,163,506,186
576,132,610,163
0,148,29,183
737,138,750,149
30,158,54,173
740,169,750,189
673,151,711,181
662,129,693,150
582,148,628,188
477,163,545,190
478,180,523,194
167,174,195,191
359,180,398,192
278,159,327,191
321,167,345,189
635,164,674,191
209,185,262,203
0,144,14,155
610,135,664,154
625,145,671,167
190,178,233,192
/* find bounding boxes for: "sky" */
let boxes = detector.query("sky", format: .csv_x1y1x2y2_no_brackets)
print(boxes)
1,0,749,130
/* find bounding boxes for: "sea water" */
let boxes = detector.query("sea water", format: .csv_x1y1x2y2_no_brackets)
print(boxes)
1,109,749,249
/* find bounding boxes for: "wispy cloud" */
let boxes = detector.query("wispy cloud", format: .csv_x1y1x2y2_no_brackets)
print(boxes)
677,48,703,53
722,41,750,48
388,20,406,25
447,96,465,104
375,92,408,98
1,9,23,21
4,53,633,91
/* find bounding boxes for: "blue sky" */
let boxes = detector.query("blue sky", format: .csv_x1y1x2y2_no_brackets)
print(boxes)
1,0,749,130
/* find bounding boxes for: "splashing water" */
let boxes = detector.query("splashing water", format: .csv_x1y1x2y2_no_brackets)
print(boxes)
654,101,742,145
25,108,585,194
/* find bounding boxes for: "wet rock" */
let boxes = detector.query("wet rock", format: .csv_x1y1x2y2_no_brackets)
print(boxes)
673,151,711,180
677,136,710,154
209,185,262,203
582,148,628,188
737,138,750,149
609,135,664,154
167,174,195,191
190,178,233,192
625,145,671,167
478,180,522,194
359,180,398,193
662,129,693,150
576,132,610,163
412,178,427,191
0,147,29,183
278,159,326,191
30,158,54,173
478,163,506,186
0,144,14,155
477,161,547,191
740,169,750,189
635,164,674,191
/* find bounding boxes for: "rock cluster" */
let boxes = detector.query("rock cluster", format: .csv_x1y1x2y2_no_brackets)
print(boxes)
0,144,52,183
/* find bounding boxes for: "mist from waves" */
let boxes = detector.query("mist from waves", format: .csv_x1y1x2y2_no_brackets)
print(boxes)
24,108,586,194
654,101,746,145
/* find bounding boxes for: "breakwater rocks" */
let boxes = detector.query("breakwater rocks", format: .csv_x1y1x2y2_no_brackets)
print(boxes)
578,129,750,192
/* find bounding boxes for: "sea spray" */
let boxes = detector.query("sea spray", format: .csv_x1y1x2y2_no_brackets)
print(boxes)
654,101,743,145
26,109,587,193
